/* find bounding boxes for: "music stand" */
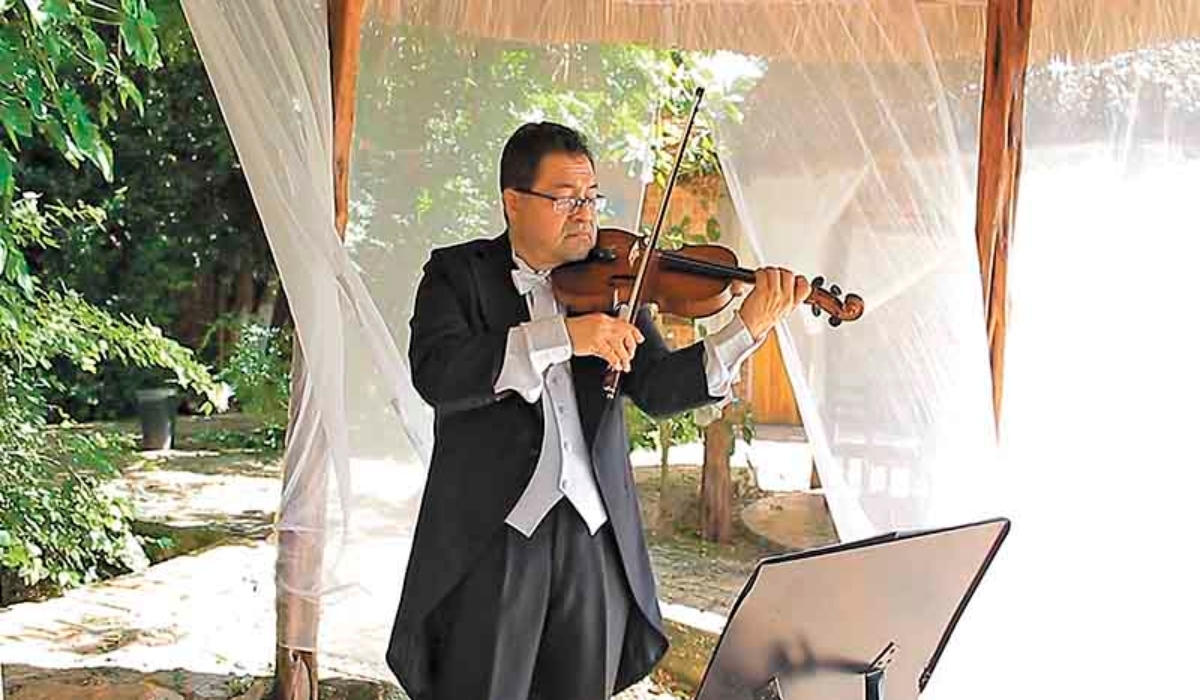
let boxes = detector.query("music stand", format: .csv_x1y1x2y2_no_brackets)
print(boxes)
693,517,1009,700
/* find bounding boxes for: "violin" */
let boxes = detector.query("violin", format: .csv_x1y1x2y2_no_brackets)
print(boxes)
550,86,864,399
552,226,865,325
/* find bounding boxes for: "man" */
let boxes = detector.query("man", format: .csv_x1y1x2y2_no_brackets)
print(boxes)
387,122,810,700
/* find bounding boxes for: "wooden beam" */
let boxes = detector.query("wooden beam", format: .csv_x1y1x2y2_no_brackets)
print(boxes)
329,0,365,239
974,0,1032,433
274,1,365,699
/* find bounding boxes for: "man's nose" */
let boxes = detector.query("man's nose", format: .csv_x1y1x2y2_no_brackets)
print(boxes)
571,202,596,223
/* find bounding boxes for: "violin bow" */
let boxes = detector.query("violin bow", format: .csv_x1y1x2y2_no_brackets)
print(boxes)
603,86,706,400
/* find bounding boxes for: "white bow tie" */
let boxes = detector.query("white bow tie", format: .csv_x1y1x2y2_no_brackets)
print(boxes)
512,266,551,295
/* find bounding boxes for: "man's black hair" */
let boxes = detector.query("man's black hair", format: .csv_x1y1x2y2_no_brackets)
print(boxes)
499,122,594,193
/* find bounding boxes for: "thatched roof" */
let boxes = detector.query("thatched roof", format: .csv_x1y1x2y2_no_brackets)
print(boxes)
367,0,1200,66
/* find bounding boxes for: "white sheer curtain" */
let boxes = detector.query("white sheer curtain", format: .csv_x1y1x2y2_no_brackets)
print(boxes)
708,2,996,541
181,1,429,667
925,28,1200,700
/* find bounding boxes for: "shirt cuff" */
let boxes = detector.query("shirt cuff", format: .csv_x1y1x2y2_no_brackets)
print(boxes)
525,316,573,369
493,318,573,403
702,313,764,398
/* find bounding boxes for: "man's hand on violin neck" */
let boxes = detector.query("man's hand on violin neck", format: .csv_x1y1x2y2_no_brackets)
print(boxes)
566,313,645,373
738,267,812,340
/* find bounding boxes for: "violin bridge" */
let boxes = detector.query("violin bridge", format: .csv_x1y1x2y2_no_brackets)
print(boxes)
628,242,641,268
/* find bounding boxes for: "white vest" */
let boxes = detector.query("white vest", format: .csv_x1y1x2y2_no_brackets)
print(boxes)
504,261,608,537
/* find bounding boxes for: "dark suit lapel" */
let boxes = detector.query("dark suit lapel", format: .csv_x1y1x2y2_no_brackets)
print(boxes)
476,231,542,423
573,355,615,452
477,231,530,332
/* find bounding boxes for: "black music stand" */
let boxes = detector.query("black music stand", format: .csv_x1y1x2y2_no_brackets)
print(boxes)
693,517,1009,700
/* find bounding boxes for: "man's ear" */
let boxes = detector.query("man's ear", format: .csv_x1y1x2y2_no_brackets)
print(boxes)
501,189,519,222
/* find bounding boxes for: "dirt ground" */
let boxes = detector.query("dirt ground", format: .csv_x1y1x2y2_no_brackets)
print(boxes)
2,414,838,699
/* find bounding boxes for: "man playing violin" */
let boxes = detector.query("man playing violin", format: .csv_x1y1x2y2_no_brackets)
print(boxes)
386,122,811,700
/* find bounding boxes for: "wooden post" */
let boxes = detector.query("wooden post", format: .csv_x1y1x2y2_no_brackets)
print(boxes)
274,345,324,700
974,0,1033,433
329,0,365,239
701,354,752,544
274,1,364,698
701,408,734,544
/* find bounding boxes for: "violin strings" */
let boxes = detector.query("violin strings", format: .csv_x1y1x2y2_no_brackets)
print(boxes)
659,250,756,282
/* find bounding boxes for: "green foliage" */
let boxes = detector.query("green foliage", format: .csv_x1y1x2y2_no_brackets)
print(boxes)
625,398,701,456
214,318,291,431
348,29,763,340
649,214,724,251
0,364,141,588
0,0,228,591
0,0,162,195
0,238,221,588
638,48,759,186
2,191,221,405
13,0,269,419
190,424,286,454
625,396,657,454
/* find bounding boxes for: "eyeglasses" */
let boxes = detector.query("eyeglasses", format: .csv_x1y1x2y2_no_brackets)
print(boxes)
513,188,608,216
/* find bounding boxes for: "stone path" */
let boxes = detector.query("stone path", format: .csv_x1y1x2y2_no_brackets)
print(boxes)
741,492,839,551
0,422,675,698
3,417,835,699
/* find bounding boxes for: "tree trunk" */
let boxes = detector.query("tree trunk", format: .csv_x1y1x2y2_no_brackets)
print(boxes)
234,259,255,316
234,262,256,320
656,421,673,533
227,257,257,350
270,278,293,331
214,270,229,367
701,410,733,544
255,269,280,325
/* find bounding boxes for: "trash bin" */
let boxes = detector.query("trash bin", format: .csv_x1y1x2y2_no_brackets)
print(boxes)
135,388,178,450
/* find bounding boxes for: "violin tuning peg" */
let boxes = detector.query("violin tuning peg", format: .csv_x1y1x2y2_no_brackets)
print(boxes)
829,316,842,328
812,276,825,289
811,305,822,318
830,284,842,297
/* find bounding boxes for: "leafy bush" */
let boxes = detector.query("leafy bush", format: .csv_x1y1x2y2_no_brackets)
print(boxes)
1,0,226,592
0,277,222,588
214,318,292,430
191,424,287,454
0,364,142,588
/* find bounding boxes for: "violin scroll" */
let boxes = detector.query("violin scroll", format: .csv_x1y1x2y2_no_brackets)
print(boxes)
806,275,864,328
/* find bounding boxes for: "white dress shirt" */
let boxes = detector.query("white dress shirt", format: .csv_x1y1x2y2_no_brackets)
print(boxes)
495,252,763,538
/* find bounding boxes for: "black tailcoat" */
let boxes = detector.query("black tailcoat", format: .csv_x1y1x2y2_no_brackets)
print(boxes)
386,232,721,699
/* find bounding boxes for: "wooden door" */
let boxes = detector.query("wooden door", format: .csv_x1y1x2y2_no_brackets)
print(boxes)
746,329,802,426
